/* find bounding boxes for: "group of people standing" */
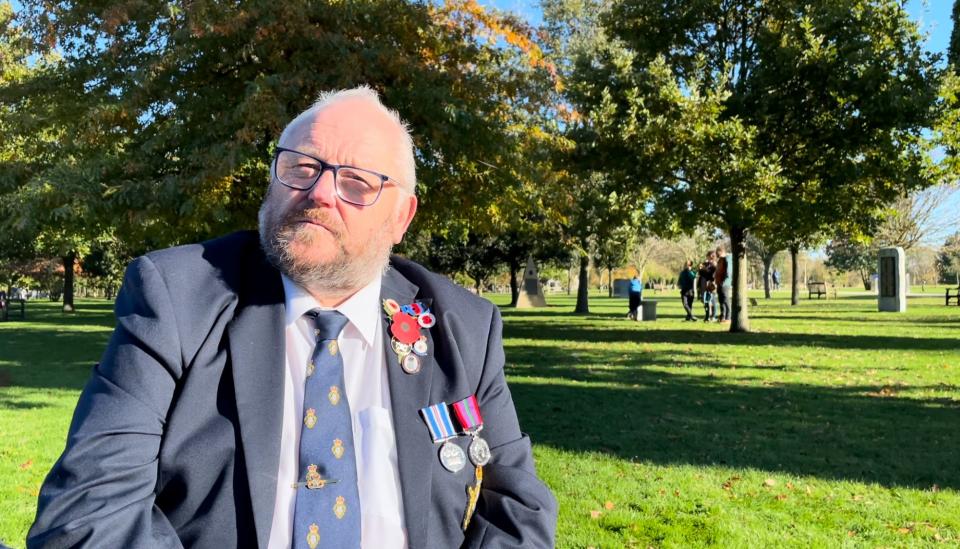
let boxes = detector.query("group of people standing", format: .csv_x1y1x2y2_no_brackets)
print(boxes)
678,246,732,323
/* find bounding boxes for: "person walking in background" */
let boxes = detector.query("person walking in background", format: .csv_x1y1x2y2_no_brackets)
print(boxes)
678,260,697,321
698,252,717,322
772,268,781,291
715,246,732,323
628,273,643,320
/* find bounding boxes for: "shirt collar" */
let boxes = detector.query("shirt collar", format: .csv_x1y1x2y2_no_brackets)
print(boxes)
281,274,382,347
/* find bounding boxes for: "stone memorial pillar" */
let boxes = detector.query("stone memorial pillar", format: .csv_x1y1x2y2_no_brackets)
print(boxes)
516,256,547,308
877,247,906,312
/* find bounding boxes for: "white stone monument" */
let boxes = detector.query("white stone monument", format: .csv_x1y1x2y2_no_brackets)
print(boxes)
515,256,547,308
877,247,906,312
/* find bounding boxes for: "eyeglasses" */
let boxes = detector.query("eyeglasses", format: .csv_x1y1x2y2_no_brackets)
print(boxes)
272,147,397,206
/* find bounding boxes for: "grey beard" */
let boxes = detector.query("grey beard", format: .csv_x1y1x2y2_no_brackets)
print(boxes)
259,205,392,295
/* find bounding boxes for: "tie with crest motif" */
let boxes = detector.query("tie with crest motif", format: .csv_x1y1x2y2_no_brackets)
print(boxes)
292,310,361,549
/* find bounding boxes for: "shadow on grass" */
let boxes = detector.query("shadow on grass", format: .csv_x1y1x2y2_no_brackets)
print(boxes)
509,346,960,491
502,319,956,352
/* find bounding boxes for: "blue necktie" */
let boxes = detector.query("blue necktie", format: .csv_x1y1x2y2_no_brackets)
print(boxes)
293,310,361,549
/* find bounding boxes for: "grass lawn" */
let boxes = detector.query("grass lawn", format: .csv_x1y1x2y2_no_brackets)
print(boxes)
1,288,959,547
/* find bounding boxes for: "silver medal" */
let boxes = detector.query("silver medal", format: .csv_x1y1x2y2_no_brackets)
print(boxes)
412,338,429,356
439,441,467,473
468,436,491,466
401,353,421,374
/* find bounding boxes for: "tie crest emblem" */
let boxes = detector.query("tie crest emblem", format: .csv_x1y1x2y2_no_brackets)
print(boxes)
304,408,317,429
328,386,340,406
328,340,338,356
333,495,347,519
306,360,315,378
306,524,320,549
332,438,345,459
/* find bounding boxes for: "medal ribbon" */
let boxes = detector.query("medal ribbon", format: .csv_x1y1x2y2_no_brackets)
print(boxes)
452,395,483,432
420,402,457,442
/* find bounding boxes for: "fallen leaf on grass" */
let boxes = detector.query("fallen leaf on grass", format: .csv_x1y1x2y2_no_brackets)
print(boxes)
852,494,864,502
776,494,788,501
722,476,741,491
847,531,856,537
805,486,812,495
19,459,33,470
764,478,776,487
897,527,912,534
603,501,615,510
673,490,681,497
786,482,794,490
589,510,602,519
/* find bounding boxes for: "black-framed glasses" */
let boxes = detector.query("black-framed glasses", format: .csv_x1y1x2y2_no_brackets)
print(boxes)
272,147,396,206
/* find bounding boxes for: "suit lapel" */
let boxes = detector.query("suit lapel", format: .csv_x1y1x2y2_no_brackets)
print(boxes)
381,265,435,549
228,253,286,549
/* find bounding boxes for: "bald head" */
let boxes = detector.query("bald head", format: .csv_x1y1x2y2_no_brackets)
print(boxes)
279,86,417,193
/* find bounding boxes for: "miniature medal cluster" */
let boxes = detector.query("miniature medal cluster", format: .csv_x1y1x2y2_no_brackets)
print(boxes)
383,298,436,374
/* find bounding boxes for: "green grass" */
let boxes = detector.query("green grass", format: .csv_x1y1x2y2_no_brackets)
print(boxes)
1,290,958,547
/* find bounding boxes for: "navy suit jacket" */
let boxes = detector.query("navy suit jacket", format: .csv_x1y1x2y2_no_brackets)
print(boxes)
28,231,557,548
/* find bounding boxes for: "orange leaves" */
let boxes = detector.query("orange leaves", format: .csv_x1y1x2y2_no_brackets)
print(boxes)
722,475,741,491
589,500,615,519
433,0,558,84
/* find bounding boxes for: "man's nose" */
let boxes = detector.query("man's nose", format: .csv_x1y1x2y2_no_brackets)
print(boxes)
307,169,338,207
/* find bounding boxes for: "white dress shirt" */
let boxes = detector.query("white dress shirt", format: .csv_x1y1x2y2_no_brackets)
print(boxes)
268,275,407,549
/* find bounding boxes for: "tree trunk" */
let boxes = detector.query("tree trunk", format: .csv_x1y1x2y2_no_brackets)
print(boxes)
607,267,613,297
567,264,572,295
790,245,800,306
509,261,520,307
62,251,76,313
729,226,750,332
859,268,871,291
575,254,590,314
762,254,773,299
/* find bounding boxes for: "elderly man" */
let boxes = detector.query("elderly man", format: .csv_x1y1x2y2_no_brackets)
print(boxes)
28,87,557,549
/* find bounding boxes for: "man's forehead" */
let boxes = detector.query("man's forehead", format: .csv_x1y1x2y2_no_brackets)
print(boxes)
283,101,397,142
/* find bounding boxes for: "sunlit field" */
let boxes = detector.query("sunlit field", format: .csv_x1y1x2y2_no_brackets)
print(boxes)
1,289,958,547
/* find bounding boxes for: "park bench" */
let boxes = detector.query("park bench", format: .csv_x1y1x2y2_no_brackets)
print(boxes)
807,281,827,299
947,287,960,306
0,297,25,321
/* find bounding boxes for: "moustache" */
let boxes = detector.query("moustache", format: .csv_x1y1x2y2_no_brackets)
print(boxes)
279,208,344,238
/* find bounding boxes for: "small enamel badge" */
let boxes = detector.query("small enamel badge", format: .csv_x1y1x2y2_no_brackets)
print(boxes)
383,298,435,375
305,464,326,489
328,386,340,406
332,438,345,459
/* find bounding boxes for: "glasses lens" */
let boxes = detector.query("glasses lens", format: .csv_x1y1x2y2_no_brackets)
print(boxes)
275,150,322,190
336,168,383,205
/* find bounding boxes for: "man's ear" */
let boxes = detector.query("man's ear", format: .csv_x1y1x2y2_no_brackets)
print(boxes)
391,193,418,244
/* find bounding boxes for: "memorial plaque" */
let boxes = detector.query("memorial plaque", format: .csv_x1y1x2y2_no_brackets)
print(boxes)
880,257,896,298
524,278,539,295
877,247,906,312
